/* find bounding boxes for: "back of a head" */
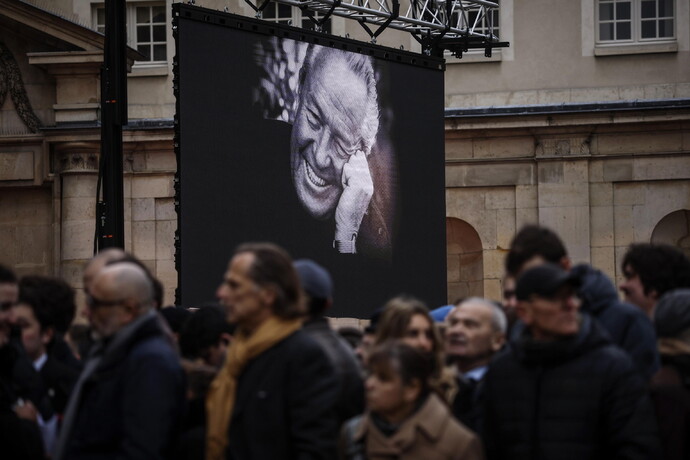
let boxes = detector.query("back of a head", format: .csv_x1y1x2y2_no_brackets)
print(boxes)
506,225,568,276
102,262,155,313
179,305,233,360
294,259,333,318
655,288,690,340
623,243,690,298
106,253,164,308
236,242,304,319
18,275,76,335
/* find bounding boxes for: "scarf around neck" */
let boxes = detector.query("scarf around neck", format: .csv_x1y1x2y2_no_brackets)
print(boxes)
205,315,302,460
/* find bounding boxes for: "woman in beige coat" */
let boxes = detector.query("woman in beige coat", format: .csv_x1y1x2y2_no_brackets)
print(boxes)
340,341,484,460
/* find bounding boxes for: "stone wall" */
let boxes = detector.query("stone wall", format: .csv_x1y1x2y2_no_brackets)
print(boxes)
444,110,690,304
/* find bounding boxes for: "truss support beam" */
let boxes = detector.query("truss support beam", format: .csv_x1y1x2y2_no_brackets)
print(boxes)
248,0,507,55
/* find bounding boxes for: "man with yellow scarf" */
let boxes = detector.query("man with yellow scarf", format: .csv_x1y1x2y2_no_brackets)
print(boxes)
206,242,339,460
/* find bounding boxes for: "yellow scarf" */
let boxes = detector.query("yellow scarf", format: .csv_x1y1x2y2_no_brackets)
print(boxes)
205,316,302,460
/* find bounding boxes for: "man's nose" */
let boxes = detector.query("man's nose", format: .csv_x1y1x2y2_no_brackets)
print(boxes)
564,295,579,310
313,128,334,170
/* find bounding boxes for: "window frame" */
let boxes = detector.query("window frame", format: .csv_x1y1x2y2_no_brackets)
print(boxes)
260,4,332,34
92,1,168,68
595,0,676,46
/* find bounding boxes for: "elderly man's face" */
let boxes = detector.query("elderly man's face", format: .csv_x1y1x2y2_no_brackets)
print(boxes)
445,302,503,367
291,52,370,219
86,272,133,339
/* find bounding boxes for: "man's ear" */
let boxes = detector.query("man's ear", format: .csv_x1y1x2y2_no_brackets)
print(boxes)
41,326,54,347
491,331,506,352
258,285,277,307
219,332,232,346
560,256,572,271
515,301,532,325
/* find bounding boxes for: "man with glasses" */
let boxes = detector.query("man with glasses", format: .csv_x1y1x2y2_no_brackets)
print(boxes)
483,264,661,460
54,262,185,460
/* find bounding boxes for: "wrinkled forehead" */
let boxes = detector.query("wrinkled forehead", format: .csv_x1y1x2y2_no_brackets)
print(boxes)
450,302,493,323
305,50,366,95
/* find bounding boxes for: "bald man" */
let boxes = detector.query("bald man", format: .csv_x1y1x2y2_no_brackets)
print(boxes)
55,263,185,460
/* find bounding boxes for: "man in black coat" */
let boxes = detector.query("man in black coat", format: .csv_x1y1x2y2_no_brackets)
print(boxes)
294,259,364,425
207,242,338,460
506,224,659,380
483,264,661,460
54,262,185,460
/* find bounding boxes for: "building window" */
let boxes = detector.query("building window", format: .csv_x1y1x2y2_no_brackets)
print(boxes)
261,4,332,33
93,2,167,64
597,0,674,43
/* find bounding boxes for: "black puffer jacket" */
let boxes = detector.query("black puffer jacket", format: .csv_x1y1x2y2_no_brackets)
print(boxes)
483,314,661,460
571,264,660,380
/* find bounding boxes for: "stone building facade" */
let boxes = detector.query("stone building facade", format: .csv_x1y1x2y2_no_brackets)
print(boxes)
1,0,689,317
443,0,690,302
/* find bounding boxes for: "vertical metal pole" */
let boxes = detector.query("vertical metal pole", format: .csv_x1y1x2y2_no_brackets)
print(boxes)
99,0,127,249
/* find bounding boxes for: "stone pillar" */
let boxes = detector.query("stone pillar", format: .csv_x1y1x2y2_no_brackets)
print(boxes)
55,142,99,316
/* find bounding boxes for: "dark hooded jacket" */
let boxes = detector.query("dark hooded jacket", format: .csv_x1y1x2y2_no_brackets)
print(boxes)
483,314,661,460
55,311,186,460
571,263,660,380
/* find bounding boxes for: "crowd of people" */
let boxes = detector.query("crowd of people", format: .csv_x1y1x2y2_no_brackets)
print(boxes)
1,224,690,460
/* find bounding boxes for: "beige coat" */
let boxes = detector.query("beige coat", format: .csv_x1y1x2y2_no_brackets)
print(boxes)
342,393,484,460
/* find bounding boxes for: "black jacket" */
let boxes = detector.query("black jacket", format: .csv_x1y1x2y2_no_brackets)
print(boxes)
56,311,186,460
302,317,364,425
572,264,660,380
484,314,661,460
228,328,339,460
0,344,44,460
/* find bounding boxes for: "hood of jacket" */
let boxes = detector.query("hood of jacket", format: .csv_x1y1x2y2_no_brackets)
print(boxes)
571,263,619,316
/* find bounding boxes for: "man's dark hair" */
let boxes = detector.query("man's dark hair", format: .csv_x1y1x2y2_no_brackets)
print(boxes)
236,242,305,319
18,276,76,335
179,305,234,360
622,243,690,297
0,264,17,284
105,254,164,308
506,225,568,276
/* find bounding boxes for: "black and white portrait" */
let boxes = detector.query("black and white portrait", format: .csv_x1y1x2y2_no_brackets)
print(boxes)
253,39,398,258
176,13,446,316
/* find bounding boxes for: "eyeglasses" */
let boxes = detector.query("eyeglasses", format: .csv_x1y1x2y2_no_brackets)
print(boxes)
0,301,14,311
86,294,125,309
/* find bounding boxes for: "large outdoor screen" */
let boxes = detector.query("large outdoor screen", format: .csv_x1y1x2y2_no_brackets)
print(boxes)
174,4,447,317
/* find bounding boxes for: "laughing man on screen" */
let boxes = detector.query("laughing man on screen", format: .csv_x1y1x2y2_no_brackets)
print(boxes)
290,45,383,255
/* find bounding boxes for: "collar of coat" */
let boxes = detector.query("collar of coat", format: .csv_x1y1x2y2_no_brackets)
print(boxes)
354,392,450,455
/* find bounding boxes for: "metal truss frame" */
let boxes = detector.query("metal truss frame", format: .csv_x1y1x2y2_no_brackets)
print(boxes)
242,0,509,57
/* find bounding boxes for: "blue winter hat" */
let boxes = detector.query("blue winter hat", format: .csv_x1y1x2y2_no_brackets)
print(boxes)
430,305,454,322
294,259,333,300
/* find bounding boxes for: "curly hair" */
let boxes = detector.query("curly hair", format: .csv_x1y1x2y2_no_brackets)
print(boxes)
18,275,75,335
622,243,690,297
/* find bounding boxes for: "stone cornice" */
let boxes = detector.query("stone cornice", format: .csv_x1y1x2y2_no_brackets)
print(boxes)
2,0,142,60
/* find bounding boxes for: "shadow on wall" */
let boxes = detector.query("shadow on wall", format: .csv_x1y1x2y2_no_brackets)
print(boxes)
652,209,690,259
446,217,483,303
